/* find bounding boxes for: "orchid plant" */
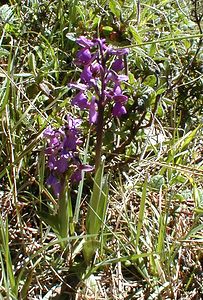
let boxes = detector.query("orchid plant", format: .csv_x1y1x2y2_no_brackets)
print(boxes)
44,36,129,197
43,36,129,254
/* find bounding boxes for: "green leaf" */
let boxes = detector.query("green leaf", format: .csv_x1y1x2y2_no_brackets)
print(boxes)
129,25,142,44
58,184,72,241
0,217,16,294
149,43,156,57
109,0,121,19
20,269,34,300
102,26,113,33
84,162,109,264
179,126,200,152
83,239,100,265
136,177,147,246
143,75,157,87
156,214,166,255
86,162,108,235
39,212,59,234
28,53,37,77
157,104,164,117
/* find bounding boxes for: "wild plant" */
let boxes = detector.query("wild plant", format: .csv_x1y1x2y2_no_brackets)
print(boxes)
43,36,129,263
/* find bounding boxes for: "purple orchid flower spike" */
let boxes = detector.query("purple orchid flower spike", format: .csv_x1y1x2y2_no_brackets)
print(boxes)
44,114,93,197
69,35,129,170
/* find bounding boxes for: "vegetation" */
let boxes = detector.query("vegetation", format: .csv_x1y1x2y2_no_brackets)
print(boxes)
0,0,202,299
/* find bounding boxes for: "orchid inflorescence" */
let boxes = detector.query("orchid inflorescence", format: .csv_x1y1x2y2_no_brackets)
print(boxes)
44,36,129,196
70,36,129,121
44,115,93,196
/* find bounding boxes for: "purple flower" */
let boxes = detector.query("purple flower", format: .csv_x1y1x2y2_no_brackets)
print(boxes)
80,66,93,83
46,174,62,196
71,91,89,109
89,97,98,124
93,38,108,50
106,72,128,84
67,115,81,128
44,129,62,156
63,130,81,151
70,36,129,119
44,128,60,145
47,155,56,170
71,164,94,183
111,58,124,72
114,84,122,95
91,63,100,76
112,103,127,117
113,94,128,103
106,84,128,103
44,114,93,197
111,83,128,117
70,169,82,183
110,48,129,56
116,74,128,82
75,48,92,65
43,127,55,138
55,156,68,173
76,36,94,48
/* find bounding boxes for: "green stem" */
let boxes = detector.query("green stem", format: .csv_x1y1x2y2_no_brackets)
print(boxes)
95,41,106,171
95,102,104,171
58,177,68,248
122,33,203,48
